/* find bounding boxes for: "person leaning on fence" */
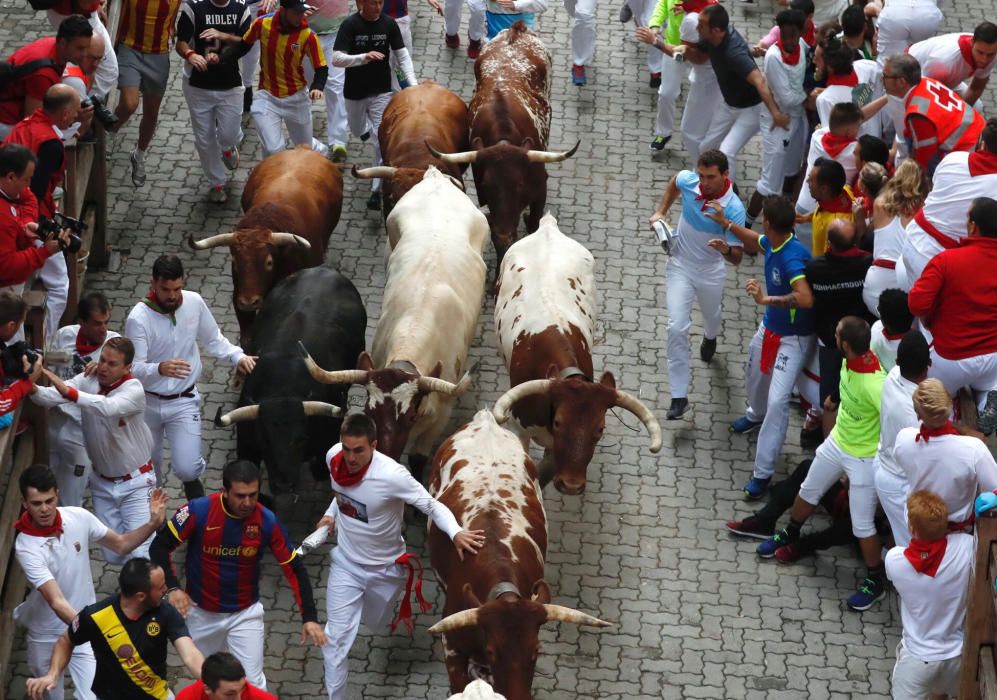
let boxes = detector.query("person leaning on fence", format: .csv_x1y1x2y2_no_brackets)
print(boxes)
0,292,44,423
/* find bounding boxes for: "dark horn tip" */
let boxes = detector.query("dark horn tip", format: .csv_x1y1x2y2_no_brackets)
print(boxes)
185,234,197,250
213,406,225,427
296,340,310,359
350,164,360,178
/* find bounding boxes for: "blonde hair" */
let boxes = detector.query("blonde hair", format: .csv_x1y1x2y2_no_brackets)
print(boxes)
907,490,948,541
913,378,951,428
858,162,889,199
878,160,928,217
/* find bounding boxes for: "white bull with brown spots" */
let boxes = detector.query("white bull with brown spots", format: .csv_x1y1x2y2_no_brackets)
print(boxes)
427,410,611,700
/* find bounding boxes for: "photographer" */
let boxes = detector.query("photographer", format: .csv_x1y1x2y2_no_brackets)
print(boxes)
0,145,71,295
0,292,44,421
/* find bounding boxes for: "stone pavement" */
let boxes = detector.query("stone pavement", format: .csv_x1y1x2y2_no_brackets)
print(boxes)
3,0,987,696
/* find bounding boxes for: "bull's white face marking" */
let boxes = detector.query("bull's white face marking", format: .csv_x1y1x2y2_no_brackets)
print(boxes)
433,410,545,569
366,378,421,417
494,214,597,368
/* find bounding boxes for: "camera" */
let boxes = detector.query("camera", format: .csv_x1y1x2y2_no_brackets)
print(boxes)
81,93,119,131
1,342,41,379
37,213,85,254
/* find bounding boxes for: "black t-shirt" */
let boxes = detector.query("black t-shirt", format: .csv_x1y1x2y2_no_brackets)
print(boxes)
333,13,404,100
68,595,190,700
177,0,253,90
701,27,761,109
805,250,875,347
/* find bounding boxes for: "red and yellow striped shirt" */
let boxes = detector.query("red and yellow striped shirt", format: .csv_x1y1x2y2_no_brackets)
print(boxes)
117,0,182,54
243,13,325,98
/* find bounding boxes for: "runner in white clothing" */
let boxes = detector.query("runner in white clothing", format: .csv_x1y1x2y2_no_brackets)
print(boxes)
125,255,255,501
908,23,997,107
315,413,485,700
894,378,997,528
14,464,167,700
30,337,159,564
872,331,927,546
885,491,974,699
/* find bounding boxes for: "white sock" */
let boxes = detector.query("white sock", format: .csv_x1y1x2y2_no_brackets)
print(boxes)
133,148,146,162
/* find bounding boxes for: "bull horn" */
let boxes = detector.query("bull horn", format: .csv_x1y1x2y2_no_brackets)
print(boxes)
298,341,370,385
426,139,477,165
417,374,466,397
187,232,235,250
613,390,663,453
492,380,554,423
428,608,480,634
543,604,612,628
215,404,260,427
525,140,581,164
445,174,466,191
351,165,398,180
302,401,343,417
270,232,311,249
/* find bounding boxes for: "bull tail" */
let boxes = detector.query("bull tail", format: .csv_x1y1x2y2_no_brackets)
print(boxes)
508,19,529,38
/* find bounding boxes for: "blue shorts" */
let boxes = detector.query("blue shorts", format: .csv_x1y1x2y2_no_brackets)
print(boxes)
486,10,534,38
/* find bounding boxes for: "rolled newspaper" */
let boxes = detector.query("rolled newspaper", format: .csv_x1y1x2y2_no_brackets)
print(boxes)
294,525,330,557
652,220,676,254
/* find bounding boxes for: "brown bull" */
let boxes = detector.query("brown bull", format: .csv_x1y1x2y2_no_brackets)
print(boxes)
187,147,343,349
352,81,470,216
428,21,578,264
427,410,610,700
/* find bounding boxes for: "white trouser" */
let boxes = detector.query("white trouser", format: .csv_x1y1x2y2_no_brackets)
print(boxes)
47,11,118,99
389,15,415,92
681,71,721,167
798,434,879,538
896,226,942,292
755,112,806,196
322,547,407,700
444,0,486,40
251,89,314,158
625,0,664,74
654,56,686,138
563,0,596,66
309,33,348,147
700,102,761,181
48,414,91,508
187,602,267,690
38,250,68,343
27,633,96,700
345,93,393,192
891,642,960,700
875,0,943,65
144,392,206,485
89,469,155,564
744,325,815,479
928,348,997,410
863,264,899,317
182,82,244,188
665,256,726,399
874,464,911,546
242,2,261,89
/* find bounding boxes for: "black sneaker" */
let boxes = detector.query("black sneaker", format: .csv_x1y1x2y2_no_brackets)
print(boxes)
360,131,371,142
649,72,662,88
366,191,382,210
619,2,632,22
650,135,670,151
700,337,717,363
243,87,253,114
666,397,689,420
800,423,823,449
846,577,886,611
725,516,774,539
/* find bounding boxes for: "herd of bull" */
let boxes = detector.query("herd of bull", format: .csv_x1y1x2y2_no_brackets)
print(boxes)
185,22,663,698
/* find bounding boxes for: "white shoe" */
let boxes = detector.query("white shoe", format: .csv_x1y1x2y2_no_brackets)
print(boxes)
222,146,240,170
208,186,227,203
130,152,146,187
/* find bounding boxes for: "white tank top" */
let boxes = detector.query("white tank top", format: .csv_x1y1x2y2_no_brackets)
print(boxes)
873,216,906,262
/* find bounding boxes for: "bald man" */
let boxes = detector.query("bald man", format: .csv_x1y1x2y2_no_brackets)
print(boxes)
62,33,107,98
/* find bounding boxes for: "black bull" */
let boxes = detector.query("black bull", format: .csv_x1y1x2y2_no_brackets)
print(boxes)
215,267,366,496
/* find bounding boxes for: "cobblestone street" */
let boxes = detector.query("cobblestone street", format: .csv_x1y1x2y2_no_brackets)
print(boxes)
4,0,986,695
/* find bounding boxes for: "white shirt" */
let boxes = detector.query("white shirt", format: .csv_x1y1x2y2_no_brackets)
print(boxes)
46,325,120,438
125,291,244,395
885,533,973,661
323,444,463,566
870,322,903,373
894,428,997,523
906,151,997,251
815,60,883,137
681,13,716,84
874,366,919,477
32,376,154,477
871,215,906,264
909,33,995,90
763,40,807,118
14,506,108,635
796,126,858,213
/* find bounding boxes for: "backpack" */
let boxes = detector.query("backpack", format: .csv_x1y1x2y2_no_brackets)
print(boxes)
0,58,60,92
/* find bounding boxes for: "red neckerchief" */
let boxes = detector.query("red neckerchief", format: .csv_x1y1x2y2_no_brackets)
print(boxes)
826,70,859,87
968,150,997,177
760,328,783,375
777,38,801,65
882,328,907,341
142,291,182,325
803,18,816,47
76,330,101,356
695,179,731,211
846,350,881,373
862,195,874,218
391,552,433,634
904,537,947,576
679,0,716,11
817,190,855,214
821,132,856,159
958,34,978,69
916,420,961,442
14,509,63,537
329,451,370,487
99,373,133,396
